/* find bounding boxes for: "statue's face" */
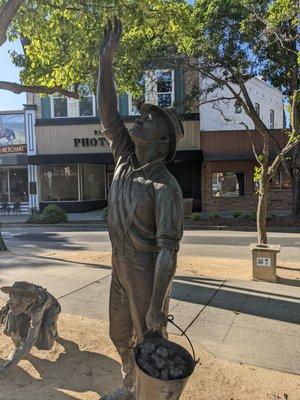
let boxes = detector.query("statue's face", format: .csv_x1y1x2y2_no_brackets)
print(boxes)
9,294,33,315
129,111,171,148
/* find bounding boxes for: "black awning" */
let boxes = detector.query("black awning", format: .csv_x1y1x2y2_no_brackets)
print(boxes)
28,150,203,165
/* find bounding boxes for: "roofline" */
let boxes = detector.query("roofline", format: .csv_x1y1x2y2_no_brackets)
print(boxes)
0,110,24,115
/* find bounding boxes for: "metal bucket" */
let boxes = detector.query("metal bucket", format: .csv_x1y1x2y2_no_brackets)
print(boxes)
134,315,198,400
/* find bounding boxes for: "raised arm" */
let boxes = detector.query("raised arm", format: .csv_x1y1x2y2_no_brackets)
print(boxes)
97,17,122,130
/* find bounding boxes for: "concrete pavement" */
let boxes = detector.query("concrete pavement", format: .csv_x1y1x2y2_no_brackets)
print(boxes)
0,247,299,375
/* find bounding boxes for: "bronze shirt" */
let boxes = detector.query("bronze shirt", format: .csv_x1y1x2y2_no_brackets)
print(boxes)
103,120,183,256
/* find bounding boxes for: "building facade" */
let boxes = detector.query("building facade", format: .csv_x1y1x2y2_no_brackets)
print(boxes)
0,70,289,216
198,75,292,216
201,129,292,216
25,69,203,213
200,76,284,131
0,109,32,213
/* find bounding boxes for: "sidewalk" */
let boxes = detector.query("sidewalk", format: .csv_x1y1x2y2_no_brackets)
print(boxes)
0,209,106,225
0,250,299,375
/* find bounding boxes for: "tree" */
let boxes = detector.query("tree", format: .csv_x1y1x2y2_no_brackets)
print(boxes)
245,0,300,215
0,0,189,98
178,0,300,243
1,0,299,243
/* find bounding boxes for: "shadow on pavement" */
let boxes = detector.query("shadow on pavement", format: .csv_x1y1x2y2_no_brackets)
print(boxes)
34,254,112,271
172,275,300,325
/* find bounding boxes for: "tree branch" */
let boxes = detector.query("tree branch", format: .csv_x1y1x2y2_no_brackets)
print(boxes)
0,0,25,46
199,96,236,106
242,3,298,55
0,81,79,98
241,122,262,165
268,135,300,180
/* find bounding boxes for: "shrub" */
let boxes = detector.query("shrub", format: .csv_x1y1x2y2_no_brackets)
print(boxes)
26,204,67,224
26,208,42,223
232,211,242,218
40,204,68,224
210,213,220,219
190,212,202,221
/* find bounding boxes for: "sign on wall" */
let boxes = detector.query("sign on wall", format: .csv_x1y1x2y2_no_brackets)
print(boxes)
0,113,26,153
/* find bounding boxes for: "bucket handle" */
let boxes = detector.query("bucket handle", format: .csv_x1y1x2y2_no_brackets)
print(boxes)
167,315,199,365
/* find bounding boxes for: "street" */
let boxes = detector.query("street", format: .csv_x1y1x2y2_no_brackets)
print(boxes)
2,226,300,262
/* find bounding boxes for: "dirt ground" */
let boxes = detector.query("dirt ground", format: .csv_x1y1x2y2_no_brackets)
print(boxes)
0,314,299,400
44,250,300,283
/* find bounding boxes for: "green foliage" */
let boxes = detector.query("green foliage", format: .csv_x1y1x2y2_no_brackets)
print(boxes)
210,213,220,219
26,204,68,224
254,165,262,183
232,211,242,218
190,212,202,221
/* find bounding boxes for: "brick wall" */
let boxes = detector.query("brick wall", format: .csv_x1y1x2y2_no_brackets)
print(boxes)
202,161,292,216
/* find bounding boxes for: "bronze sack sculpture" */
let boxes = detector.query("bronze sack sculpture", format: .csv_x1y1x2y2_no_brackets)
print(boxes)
98,17,184,400
0,281,61,378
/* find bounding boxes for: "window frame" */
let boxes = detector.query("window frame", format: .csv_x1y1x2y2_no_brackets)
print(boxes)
39,164,80,202
0,166,28,203
50,94,69,118
144,69,175,109
50,93,97,118
76,94,96,117
211,171,247,198
128,93,142,116
270,109,275,129
254,103,260,117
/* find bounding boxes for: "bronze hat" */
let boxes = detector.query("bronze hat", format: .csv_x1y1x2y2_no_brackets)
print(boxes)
139,103,184,163
1,281,38,299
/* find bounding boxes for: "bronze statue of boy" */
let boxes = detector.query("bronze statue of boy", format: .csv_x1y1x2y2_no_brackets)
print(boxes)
99,17,184,399
0,281,61,378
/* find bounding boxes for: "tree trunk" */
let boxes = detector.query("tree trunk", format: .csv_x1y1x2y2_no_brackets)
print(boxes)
0,229,7,251
292,167,300,216
257,178,268,244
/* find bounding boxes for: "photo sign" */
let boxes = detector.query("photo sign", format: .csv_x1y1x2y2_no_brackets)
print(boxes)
0,113,26,154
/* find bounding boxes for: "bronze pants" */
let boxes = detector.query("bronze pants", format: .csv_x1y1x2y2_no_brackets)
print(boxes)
109,250,169,389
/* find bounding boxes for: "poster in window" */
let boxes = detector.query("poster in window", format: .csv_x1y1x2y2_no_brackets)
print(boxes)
0,113,26,153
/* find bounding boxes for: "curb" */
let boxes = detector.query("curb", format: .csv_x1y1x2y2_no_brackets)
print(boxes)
1,222,300,233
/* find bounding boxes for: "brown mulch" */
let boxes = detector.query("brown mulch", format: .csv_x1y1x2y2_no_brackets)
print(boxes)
184,216,300,229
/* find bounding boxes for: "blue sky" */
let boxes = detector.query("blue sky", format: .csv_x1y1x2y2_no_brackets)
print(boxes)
0,40,26,111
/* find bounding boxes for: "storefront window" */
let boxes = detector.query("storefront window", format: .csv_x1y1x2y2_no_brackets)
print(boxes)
9,168,28,202
269,171,291,190
0,169,8,202
82,164,106,200
212,172,245,197
40,165,78,201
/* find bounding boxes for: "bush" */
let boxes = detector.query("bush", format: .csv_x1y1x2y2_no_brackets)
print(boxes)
210,213,220,219
190,212,202,221
232,211,242,218
26,204,67,224
26,208,42,223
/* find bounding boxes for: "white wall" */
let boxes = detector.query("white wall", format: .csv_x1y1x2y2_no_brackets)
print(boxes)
200,76,284,131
